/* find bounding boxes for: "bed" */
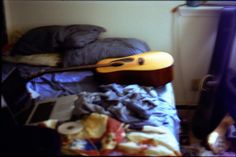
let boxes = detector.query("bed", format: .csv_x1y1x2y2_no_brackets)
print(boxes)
2,25,181,156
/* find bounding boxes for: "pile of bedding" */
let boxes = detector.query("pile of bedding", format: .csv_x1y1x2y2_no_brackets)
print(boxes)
72,83,179,139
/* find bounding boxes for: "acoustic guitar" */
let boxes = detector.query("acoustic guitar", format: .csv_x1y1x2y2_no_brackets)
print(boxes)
29,51,174,87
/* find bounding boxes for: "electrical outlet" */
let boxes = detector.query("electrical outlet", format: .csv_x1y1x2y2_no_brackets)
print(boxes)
191,79,201,91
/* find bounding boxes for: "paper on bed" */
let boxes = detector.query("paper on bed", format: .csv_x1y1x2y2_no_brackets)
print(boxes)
26,95,78,124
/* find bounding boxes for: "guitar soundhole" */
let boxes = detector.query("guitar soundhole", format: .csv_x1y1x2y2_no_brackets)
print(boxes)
111,62,124,67
138,57,145,65
112,57,134,63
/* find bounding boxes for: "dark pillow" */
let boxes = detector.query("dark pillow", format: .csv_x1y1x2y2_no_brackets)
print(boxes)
61,25,106,49
63,38,150,67
10,26,61,55
10,25,106,55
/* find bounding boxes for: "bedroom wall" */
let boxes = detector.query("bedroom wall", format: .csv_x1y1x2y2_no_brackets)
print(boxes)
4,1,230,105
4,1,183,51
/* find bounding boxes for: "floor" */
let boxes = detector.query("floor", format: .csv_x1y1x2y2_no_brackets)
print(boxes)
178,108,236,157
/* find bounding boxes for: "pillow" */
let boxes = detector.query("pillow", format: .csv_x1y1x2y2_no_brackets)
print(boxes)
10,25,106,55
61,25,106,49
10,26,62,55
2,53,61,67
63,38,150,67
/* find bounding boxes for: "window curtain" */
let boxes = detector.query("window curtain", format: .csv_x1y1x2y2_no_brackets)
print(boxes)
1,1,7,50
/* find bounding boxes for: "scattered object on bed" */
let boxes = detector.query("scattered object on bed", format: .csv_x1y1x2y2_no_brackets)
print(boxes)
95,51,174,87
27,51,174,87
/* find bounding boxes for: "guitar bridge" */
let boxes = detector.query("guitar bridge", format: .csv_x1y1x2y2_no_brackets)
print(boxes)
138,57,145,65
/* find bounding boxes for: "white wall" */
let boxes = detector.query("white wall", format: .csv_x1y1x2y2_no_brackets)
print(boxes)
4,1,182,52
5,1,231,105
173,6,222,105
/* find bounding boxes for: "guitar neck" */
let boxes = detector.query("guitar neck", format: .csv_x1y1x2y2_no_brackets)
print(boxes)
28,63,112,80
48,63,108,73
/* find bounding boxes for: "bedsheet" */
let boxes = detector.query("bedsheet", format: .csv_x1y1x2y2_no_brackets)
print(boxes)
26,70,99,100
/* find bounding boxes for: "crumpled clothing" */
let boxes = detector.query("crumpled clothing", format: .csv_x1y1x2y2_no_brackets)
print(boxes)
72,83,180,139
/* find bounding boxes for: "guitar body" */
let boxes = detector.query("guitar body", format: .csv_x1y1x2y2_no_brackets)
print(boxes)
95,51,174,87
96,66,173,87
